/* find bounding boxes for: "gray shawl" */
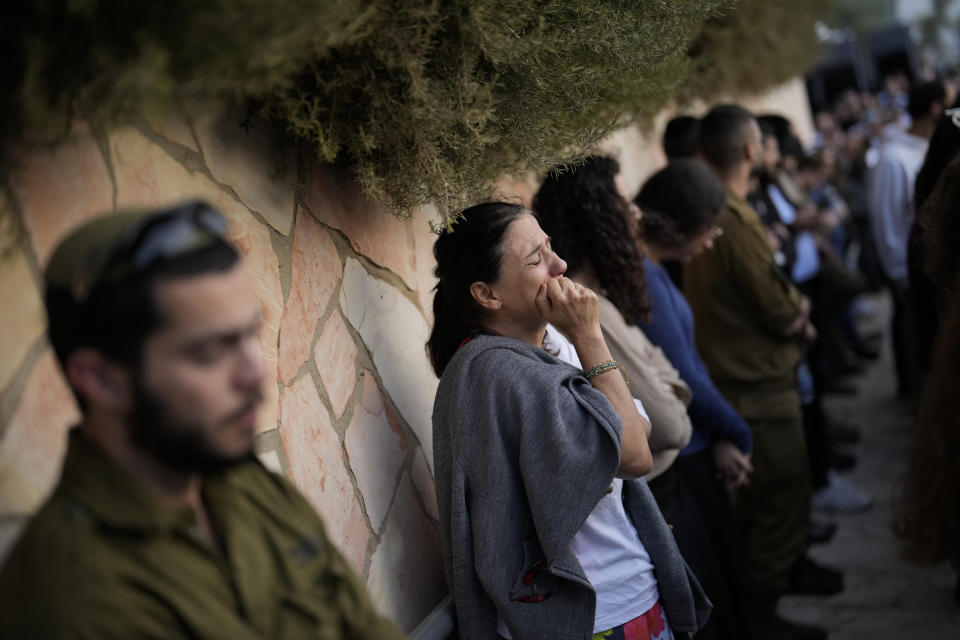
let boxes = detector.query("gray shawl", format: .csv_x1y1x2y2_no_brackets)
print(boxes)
432,334,711,640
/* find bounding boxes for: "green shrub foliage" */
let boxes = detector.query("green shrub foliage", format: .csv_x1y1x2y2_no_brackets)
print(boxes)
1,0,824,222
680,0,830,102
2,1,367,136
267,0,731,219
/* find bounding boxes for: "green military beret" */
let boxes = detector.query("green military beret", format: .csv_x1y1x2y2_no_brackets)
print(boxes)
45,211,151,303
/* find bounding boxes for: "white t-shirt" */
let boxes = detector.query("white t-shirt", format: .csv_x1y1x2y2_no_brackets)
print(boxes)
570,477,661,632
497,326,659,637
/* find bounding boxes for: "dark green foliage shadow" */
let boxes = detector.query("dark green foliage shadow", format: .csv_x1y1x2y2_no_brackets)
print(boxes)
2,0,825,225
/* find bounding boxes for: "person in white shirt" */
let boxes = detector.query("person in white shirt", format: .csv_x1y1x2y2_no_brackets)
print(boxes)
868,80,945,398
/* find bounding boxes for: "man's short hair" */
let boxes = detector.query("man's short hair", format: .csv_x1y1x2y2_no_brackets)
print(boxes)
908,80,947,120
698,104,757,171
45,202,241,375
662,116,700,161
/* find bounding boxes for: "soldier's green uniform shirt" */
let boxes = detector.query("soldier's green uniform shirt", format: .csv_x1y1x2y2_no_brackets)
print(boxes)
683,190,810,596
0,430,409,640
683,190,805,413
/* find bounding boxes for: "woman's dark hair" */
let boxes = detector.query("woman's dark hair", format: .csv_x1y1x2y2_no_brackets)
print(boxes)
916,153,960,295
896,271,960,566
908,80,947,121
662,115,700,161
914,97,960,211
426,202,527,377
533,155,650,323
635,159,726,249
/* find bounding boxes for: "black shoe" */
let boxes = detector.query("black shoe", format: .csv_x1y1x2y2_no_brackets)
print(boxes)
807,520,838,546
786,555,844,596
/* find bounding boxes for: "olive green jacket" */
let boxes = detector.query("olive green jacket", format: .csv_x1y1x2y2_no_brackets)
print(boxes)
683,191,804,414
0,430,407,640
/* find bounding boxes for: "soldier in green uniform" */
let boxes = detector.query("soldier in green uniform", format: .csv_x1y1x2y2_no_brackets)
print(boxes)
684,105,828,640
0,202,408,640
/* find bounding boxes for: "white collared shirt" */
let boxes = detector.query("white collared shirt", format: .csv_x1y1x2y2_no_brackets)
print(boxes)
868,127,929,282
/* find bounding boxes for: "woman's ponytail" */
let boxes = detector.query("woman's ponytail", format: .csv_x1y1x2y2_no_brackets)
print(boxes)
427,279,474,377
426,202,527,377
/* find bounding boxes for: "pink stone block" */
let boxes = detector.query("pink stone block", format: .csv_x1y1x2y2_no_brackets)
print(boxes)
10,131,114,267
228,209,283,435
112,126,199,208
278,210,342,384
339,258,437,467
279,376,370,574
143,107,198,152
410,448,439,521
366,474,446,631
0,250,46,391
191,106,294,235
0,350,80,514
110,128,284,433
303,165,434,294
344,371,407,532
411,205,439,322
313,310,358,418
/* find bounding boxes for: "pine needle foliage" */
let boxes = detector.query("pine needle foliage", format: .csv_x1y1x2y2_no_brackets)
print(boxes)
262,0,732,219
679,0,830,102
4,0,834,224
1,1,369,137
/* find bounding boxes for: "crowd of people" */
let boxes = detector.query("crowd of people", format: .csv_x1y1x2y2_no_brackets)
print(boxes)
1,78,958,640
430,81,960,640
802,76,960,608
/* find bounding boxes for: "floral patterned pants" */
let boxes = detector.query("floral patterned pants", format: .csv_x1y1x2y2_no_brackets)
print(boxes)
592,601,673,640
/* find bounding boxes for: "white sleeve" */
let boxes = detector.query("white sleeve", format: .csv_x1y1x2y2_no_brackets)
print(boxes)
868,156,910,282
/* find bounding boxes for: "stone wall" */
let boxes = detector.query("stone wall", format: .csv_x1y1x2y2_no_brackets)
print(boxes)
0,107,446,631
0,77,812,631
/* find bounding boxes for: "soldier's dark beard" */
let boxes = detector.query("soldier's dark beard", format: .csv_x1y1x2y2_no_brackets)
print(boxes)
128,376,260,474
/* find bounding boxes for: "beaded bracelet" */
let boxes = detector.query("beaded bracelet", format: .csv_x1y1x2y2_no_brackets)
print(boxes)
583,360,630,387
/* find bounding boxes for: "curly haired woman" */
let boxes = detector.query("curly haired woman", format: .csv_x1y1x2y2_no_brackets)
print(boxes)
533,156,735,640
